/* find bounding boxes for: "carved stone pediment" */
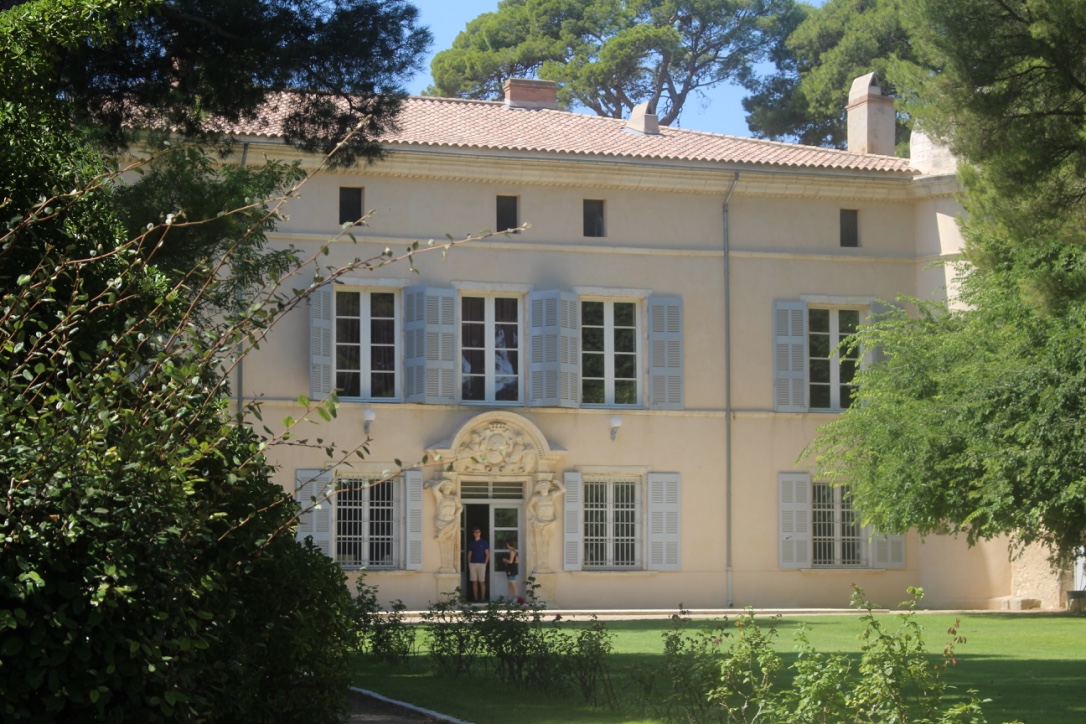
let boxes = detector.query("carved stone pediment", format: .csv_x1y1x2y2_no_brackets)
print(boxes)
430,411,563,477
425,411,567,576
458,423,540,474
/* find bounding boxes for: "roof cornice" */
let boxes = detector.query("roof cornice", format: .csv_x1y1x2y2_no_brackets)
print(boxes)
232,138,922,202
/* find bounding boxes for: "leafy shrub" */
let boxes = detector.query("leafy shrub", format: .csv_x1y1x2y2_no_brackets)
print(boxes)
555,617,616,707
353,576,417,665
639,588,988,724
476,596,541,683
843,586,986,724
417,581,615,706
421,591,484,677
0,23,354,718
636,608,735,722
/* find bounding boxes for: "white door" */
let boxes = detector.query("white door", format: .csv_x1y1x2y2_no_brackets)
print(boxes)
490,505,521,601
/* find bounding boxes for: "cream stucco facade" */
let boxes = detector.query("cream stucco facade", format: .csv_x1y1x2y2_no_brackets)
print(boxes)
230,78,1064,611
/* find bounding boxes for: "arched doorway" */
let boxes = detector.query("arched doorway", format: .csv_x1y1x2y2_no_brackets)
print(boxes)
428,411,565,602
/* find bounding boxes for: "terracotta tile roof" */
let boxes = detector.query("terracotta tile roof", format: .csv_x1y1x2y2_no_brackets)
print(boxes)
236,95,916,174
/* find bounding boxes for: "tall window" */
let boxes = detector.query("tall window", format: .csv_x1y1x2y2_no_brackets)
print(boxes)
808,308,859,410
339,187,364,226
496,195,519,232
583,199,606,237
335,290,396,399
461,295,520,402
811,483,861,566
336,477,397,569
581,300,638,405
583,477,639,568
778,471,904,569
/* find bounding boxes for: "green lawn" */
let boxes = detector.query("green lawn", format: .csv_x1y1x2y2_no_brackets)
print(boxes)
352,612,1086,723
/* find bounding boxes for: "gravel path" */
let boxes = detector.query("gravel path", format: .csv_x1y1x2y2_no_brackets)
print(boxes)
347,690,448,723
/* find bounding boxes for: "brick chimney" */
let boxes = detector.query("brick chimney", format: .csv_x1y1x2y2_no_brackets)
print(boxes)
846,72,896,156
503,78,559,110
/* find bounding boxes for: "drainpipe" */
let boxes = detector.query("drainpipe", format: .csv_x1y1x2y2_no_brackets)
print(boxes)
235,143,250,420
723,171,739,608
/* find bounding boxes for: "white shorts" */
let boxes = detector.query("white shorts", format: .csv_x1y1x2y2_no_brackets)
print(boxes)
468,562,487,582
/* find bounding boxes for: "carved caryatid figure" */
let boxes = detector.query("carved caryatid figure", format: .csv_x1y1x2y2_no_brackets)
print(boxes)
525,476,565,573
428,476,462,572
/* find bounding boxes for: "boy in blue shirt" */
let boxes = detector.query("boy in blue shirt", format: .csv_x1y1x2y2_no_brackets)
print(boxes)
466,528,490,602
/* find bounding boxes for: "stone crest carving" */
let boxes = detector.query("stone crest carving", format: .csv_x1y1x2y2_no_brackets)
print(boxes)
456,421,540,474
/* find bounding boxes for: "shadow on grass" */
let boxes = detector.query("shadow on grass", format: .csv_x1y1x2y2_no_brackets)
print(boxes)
943,654,1086,724
355,613,1086,723
354,646,1086,724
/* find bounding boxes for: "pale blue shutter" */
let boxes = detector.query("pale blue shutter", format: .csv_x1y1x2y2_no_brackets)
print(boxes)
773,300,808,412
403,285,423,400
648,296,683,409
871,533,905,568
563,471,583,571
778,472,810,568
528,290,580,407
403,285,456,404
647,473,681,570
404,470,424,570
296,469,335,559
309,284,333,400
868,300,896,364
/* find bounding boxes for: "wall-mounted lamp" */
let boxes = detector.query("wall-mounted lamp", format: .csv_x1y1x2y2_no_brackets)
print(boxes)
610,415,622,441
363,408,377,436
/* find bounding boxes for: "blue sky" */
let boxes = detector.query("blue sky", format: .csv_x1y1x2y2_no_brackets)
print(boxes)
404,0,825,138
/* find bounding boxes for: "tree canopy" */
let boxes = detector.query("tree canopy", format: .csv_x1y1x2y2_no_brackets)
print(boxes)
0,0,431,718
807,262,1086,563
429,0,798,127
0,96,353,724
807,0,1086,564
5,0,430,167
897,0,1086,304
742,0,920,148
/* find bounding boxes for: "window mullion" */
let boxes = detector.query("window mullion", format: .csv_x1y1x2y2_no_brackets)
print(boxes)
828,311,840,408
484,298,495,399
607,483,616,566
604,303,616,405
833,488,842,566
358,483,369,568
360,294,372,398
632,480,641,569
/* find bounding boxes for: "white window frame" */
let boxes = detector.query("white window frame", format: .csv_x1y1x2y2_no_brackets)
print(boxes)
564,468,680,572
811,482,864,567
459,293,523,404
295,468,423,571
333,287,400,401
527,288,680,410
582,474,642,570
807,306,863,412
335,475,401,570
579,297,641,407
778,472,903,570
774,297,874,413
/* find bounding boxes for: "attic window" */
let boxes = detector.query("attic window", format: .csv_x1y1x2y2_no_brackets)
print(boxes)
840,209,859,248
497,195,519,233
584,199,606,237
339,187,364,226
